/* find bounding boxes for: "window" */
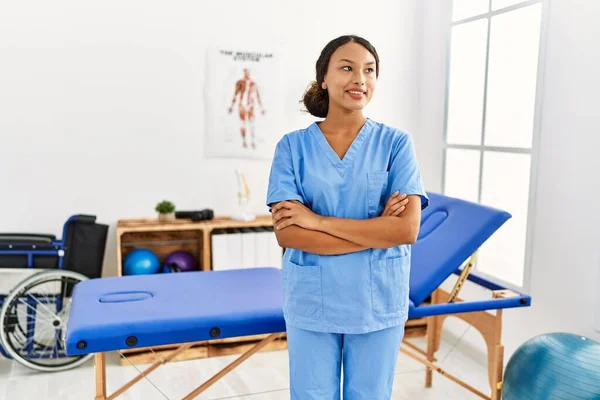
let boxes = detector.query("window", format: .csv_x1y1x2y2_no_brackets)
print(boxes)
443,0,545,288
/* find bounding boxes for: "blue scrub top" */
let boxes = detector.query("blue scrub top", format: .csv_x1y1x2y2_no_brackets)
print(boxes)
266,118,429,334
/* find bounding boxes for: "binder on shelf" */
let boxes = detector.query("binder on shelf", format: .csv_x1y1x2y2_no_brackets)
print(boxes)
226,228,243,270
240,228,256,269
210,226,282,271
254,227,272,268
211,228,229,271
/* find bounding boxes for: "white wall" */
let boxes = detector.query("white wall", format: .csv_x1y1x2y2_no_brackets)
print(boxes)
0,0,421,278
4,0,597,367
524,0,600,343
419,0,600,365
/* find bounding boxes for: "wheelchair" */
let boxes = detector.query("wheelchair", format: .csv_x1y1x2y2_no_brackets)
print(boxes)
0,215,108,372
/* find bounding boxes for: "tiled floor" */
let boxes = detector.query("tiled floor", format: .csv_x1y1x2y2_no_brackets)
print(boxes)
0,336,491,399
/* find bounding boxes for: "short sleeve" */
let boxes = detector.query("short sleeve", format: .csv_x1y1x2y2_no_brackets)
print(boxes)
389,132,429,210
266,136,305,212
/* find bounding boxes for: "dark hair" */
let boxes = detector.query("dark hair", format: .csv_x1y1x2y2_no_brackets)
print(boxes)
302,35,379,118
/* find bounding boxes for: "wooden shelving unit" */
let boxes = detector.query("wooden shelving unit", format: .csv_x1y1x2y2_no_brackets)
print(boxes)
116,215,274,275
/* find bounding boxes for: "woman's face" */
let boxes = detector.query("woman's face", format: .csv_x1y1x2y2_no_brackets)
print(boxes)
322,42,377,114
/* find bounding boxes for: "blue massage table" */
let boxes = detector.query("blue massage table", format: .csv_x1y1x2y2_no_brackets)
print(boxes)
64,192,531,400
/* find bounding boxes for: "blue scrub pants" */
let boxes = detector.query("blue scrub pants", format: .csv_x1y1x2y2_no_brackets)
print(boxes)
286,324,405,399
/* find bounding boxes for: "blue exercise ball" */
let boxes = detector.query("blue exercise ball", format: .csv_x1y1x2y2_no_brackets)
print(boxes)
503,332,600,399
123,248,160,275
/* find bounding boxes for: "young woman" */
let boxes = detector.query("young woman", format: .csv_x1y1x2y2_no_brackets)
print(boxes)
266,35,429,399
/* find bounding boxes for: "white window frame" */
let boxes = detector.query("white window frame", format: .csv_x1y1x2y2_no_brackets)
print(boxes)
442,0,549,292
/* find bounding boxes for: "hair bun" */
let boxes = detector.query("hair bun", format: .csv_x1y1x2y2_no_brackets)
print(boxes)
302,80,328,118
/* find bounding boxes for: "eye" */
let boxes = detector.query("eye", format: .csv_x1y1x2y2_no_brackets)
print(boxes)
366,68,375,73
342,66,352,71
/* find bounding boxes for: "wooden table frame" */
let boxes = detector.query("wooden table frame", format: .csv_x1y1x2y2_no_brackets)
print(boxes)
92,301,507,400
399,251,522,400
94,332,284,400
92,251,524,400
400,287,510,400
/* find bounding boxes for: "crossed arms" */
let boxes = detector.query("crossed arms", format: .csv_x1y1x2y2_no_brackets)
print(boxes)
270,192,422,255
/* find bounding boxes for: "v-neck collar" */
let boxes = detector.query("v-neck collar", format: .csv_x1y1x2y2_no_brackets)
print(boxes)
310,118,373,177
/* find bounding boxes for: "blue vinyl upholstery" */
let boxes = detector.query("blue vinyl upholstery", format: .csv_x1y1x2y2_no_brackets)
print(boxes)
66,193,530,356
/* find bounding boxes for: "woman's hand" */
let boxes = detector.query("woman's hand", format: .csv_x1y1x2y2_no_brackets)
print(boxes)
272,201,323,231
382,192,409,217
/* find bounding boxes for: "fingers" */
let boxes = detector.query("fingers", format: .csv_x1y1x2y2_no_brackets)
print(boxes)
271,201,285,213
385,191,400,206
276,217,294,230
383,192,408,216
391,205,406,216
271,200,296,213
272,209,293,225
382,205,394,216
385,192,407,207
382,192,399,216
397,196,409,208
388,197,409,213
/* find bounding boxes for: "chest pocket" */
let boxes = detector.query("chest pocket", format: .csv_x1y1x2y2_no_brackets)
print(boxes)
367,172,389,217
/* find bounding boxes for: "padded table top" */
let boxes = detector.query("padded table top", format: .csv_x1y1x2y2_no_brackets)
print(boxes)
65,193,514,356
65,267,285,355
409,192,511,306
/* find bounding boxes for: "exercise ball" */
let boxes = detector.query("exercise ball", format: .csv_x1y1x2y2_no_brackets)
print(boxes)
164,250,197,272
161,263,181,273
503,332,600,399
123,248,160,275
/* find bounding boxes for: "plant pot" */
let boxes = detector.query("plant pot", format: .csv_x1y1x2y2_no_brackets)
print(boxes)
158,212,175,222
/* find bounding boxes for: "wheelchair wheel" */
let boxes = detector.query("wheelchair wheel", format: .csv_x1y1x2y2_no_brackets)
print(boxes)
0,269,94,372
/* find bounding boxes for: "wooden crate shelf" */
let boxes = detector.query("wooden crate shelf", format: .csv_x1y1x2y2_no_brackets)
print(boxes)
116,215,274,275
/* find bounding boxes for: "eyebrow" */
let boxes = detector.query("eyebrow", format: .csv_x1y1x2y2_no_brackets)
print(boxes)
338,58,376,65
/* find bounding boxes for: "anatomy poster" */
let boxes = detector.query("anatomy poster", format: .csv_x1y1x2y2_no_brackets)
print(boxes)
204,48,282,160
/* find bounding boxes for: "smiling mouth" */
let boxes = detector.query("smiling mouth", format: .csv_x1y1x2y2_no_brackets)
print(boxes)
346,90,366,100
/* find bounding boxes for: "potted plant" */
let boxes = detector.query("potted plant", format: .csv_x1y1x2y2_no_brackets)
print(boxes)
155,200,176,221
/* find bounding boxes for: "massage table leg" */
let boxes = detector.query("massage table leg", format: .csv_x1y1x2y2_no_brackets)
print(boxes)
95,353,107,400
400,346,490,399
425,251,479,386
491,344,504,400
182,332,282,399
435,288,508,398
92,333,283,400
95,342,194,400
401,288,517,400
490,293,506,400
425,289,442,388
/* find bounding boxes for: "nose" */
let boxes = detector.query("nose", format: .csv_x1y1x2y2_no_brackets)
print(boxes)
353,70,366,86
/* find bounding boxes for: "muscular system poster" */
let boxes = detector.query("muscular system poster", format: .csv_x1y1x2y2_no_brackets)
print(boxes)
204,48,282,160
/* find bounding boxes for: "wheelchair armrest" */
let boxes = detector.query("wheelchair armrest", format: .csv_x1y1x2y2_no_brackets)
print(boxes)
0,233,56,244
